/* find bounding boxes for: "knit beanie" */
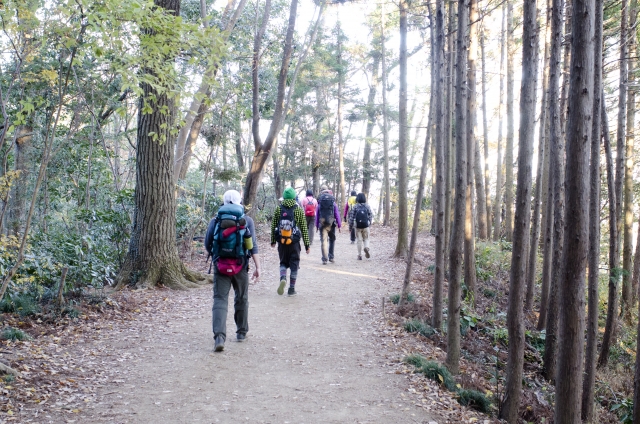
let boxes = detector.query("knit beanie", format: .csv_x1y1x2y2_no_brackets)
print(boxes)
283,187,296,200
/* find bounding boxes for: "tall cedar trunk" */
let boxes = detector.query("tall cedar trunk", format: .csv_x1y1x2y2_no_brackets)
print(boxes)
381,8,391,226
559,1,572,139
8,127,32,236
400,10,434,306
235,131,245,173
362,54,381,197
599,101,619,366
432,0,446,330
542,0,565,380
622,0,637,319
526,0,552,311
444,0,455,261
635,299,640,422
504,0,515,241
499,0,538,420
394,0,409,256
494,5,506,241
465,0,479,302
555,0,594,418
581,0,602,418
615,0,627,300
480,28,492,235
116,0,206,290
174,0,248,183
446,0,468,376
242,0,298,213
337,21,346,210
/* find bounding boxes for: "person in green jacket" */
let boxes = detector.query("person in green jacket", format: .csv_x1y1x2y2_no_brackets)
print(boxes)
271,187,310,296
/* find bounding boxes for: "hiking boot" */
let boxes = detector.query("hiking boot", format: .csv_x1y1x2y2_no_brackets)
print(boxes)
214,335,225,352
351,240,355,244
237,333,246,342
287,287,297,296
329,258,335,263
358,255,362,260
277,277,286,295
364,247,370,259
322,259,328,265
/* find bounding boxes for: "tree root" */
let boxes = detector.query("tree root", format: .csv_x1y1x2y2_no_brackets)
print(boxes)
115,257,212,291
0,361,22,377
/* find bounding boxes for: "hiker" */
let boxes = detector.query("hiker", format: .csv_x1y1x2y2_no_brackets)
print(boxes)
343,190,357,244
300,189,318,245
204,190,260,352
315,186,342,265
271,187,311,296
348,192,373,260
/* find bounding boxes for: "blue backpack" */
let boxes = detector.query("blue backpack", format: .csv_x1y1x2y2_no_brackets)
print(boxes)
205,204,250,275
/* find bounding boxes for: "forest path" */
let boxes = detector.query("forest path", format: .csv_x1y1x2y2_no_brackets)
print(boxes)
77,227,439,424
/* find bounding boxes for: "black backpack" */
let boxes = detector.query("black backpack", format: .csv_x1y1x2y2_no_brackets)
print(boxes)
276,204,301,245
318,193,335,226
355,204,370,228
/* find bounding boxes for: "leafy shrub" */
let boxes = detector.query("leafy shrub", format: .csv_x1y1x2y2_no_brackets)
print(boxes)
525,330,546,353
611,398,633,424
62,306,80,318
391,293,415,305
491,327,509,346
458,389,492,412
1,327,31,341
3,374,15,383
404,319,436,337
0,292,40,316
475,241,511,282
404,355,456,391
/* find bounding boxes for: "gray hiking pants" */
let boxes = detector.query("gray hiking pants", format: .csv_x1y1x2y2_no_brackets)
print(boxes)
212,266,249,341
356,227,370,255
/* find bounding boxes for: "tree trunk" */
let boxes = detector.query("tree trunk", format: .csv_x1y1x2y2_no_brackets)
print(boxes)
581,1,602,419
621,0,637,320
381,8,391,227
337,21,346,210
7,126,32,236
599,99,620,368
499,0,538,420
444,0,455,261
542,0,565,380
504,0,515,241
480,27,492,238
555,0,594,418
432,0,446,331
362,54,381,198
242,0,298,213
115,0,207,290
494,4,506,241
235,130,245,173
394,0,409,256
446,0,468,376
465,0,479,303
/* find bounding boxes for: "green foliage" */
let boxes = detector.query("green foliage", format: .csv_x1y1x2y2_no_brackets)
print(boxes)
611,398,633,424
404,319,436,337
0,291,40,317
491,327,509,346
475,242,511,283
391,293,415,305
457,389,492,413
1,327,31,341
460,308,480,336
3,374,15,383
404,355,456,391
525,330,546,353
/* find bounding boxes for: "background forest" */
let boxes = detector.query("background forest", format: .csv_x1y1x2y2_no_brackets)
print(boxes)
2,0,640,421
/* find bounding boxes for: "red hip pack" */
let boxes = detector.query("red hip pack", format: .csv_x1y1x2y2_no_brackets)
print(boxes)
216,258,244,276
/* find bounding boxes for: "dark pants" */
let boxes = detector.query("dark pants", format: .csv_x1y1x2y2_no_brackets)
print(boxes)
320,224,336,261
278,242,301,279
212,266,249,341
305,216,315,245
350,226,356,242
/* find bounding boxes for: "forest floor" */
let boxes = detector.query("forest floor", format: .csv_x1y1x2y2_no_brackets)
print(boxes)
0,224,497,424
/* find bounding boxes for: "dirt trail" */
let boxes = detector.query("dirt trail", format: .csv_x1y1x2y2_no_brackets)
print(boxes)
61,229,439,424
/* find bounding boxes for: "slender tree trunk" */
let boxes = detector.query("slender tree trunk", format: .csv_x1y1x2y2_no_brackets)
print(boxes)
504,0,515,241
465,0,479,302
362,54,381,198
543,0,565,380
555,0,594,418
599,99,620,367
499,0,538,420
446,0,468,376
433,0,447,331
381,8,391,226
7,127,32,236
480,27,492,235
444,0,455,260
622,0,637,319
116,0,207,290
394,0,409,256
494,5,506,241
337,21,346,210
581,0,602,418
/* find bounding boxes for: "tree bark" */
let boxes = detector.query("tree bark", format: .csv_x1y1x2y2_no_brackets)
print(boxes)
444,0,455,261
446,0,468,376
480,27,492,236
465,0,479,303
362,53,381,198
432,0,446,331
504,0,515,241
581,0,602,418
499,0,538,420
115,0,208,290
494,4,506,241
555,0,594,418
381,7,391,227
242,0,298,214
394,0,409,256
542,0,565,380
337,21,346,210
7,126,32,236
